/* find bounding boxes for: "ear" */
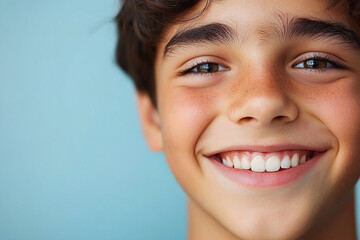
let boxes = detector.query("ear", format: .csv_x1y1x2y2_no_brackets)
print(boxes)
136,92,163,151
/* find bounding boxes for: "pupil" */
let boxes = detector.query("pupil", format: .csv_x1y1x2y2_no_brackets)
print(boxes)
305,59,326,68
199,63,218,73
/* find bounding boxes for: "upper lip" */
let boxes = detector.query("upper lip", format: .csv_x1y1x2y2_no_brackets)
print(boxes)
203,144,329,157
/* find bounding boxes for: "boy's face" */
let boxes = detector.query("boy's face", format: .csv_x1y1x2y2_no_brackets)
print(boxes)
139,0,360,238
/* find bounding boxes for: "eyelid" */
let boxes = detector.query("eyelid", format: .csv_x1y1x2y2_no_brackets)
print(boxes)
291,52,347,70
182,62,229,75
178,56,230,76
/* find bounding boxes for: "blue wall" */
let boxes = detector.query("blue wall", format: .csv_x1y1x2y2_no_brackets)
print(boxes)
0,1,358,239
0,1,185,239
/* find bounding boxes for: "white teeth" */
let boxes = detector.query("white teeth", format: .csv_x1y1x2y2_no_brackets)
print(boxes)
281,155,291,169
233,155,242,169
251,155,265,172
221,152,310,171
300,155,306,164
226,156,233,167
266,155,280,172
291,153,300,167
222,158,231,167
241,155,251,169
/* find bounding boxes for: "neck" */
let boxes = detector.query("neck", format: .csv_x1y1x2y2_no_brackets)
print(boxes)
187,191,357,240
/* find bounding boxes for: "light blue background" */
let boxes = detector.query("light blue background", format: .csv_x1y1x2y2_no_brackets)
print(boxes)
0,1,185,240
0,1,358,240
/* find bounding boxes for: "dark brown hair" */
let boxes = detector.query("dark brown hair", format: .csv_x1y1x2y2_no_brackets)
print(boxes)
115,0,360,105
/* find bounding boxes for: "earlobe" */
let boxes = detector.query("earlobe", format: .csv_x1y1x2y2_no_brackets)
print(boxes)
136,92,163,151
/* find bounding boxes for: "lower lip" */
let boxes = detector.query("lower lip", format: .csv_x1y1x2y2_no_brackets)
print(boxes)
209,153,324,188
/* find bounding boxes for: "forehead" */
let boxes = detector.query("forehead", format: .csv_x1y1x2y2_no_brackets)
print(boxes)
157,0,357,52
170,0,347,27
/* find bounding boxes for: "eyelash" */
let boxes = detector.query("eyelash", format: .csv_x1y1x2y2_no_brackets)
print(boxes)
292,54,347,72
180,54,346,76
180,60,229,76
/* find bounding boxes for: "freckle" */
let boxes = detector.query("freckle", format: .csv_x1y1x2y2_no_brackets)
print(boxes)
185,89,218,105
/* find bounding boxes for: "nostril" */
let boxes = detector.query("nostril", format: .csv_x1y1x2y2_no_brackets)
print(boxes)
238,115,293,125
273,115,292,122
229,96,299,125
274,116,285,121
241,116,255,122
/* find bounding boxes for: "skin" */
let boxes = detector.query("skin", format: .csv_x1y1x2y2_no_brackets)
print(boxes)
137,0,360,239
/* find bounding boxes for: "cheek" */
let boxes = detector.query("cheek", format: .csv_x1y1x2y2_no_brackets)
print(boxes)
158,88,220,178
305,79,360,180
317,90,360,139
318,81,360,147
160,88,218,150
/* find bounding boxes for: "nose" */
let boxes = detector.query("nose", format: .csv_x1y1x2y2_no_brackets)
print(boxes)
227,72,298,127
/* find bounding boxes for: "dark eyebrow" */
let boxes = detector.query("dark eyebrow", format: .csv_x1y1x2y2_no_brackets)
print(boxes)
163,23,236,57
163,17,360,59
288,18,360,50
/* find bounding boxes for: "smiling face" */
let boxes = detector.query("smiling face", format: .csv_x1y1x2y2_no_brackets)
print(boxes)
138,0,360,239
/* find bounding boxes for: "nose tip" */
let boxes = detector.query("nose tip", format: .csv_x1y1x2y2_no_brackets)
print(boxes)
228,91,298,126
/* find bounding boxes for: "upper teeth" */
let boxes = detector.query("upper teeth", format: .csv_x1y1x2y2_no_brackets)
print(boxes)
221,151,310,172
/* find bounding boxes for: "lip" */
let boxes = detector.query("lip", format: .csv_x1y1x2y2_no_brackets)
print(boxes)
205,147,327,188
204,144,328,157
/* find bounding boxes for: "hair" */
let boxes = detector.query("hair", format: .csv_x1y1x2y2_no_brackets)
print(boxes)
115,0,360,105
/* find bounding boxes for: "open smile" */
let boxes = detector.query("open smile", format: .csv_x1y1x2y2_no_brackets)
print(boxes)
205,147,327,187
218,150,315,172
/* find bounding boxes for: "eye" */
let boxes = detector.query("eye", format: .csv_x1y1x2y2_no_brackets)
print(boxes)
183,62,229,75
293,57,345,71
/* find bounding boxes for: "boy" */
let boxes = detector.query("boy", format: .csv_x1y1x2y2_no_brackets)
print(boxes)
115,0,360,239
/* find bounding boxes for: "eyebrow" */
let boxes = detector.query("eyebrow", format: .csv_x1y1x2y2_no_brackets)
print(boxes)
163,17,360,58
289,18,360,50
163,23,236,57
